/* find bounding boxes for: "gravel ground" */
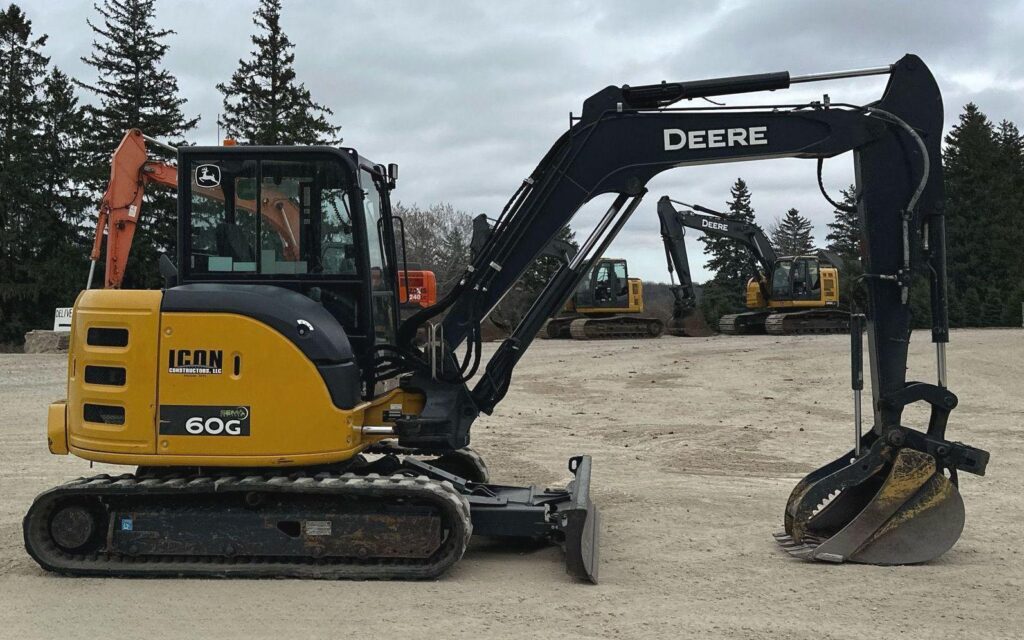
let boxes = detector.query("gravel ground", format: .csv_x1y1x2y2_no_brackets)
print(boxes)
0,329,1020,640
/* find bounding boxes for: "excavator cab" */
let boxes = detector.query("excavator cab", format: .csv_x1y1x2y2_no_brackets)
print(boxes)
576,258,632,309
769,257,820,302
177,147,402,383
761,255,839,309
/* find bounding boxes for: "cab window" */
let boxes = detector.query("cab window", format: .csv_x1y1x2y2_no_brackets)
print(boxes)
189,160,258,273
792,258,820,300
613,261,628,296
593,262,613,302
187,159,354,277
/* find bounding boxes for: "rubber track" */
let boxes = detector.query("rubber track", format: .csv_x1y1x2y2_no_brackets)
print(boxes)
718,312,768,335
24,471,472,580
764,310,851,335
568,317,664,340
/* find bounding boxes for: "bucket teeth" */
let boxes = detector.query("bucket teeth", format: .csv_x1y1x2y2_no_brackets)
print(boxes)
784,545,818,558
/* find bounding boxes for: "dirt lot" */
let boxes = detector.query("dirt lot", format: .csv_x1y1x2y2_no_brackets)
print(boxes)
0,330,1020,639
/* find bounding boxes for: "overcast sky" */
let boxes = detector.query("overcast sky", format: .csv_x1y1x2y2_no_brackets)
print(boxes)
24,0,1024,282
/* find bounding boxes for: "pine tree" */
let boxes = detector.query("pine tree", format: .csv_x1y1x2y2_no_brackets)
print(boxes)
79,0,198,288
825,186,860,260
769,208,814,255
699,178,759,324
35,68,92,316
823,186,866,313
994,119,1024,325
943,103,1002,327
217,0,340,145
0,4,49,342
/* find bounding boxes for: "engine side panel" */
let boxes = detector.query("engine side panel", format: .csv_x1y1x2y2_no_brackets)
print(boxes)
155,312,358,459
59,289,429,468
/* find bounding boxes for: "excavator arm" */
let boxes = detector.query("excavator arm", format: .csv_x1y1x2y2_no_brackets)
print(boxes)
397,54,988,565
654,200,713,336
656,195,778,323
657,196,777,273
90,129,302,289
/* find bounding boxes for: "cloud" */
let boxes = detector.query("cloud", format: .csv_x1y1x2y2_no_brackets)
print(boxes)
25,0,1024,282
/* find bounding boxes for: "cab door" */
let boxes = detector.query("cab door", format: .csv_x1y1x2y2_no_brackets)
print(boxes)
359,169,400,390
790,258,821,302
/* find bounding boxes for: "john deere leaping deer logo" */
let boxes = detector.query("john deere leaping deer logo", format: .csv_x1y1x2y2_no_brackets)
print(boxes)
195,164,221,188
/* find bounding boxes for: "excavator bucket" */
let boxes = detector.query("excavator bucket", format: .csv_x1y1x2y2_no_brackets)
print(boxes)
775,445,967,565
666,307,714,337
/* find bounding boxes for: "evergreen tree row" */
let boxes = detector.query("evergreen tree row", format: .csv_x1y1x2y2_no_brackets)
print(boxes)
0,0,339,344
2,0,1023,346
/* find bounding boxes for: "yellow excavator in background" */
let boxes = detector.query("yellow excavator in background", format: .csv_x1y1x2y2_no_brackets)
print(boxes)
543,257,665,339
658,197,849,335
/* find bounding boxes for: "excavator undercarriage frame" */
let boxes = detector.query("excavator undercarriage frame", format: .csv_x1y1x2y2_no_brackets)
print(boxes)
26,453,597,580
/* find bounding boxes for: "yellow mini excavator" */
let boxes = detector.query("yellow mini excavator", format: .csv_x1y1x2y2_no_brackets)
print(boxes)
543,257,665,339
26,55,989,582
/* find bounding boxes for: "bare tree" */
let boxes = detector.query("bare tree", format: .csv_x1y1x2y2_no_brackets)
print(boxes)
393,202,474,294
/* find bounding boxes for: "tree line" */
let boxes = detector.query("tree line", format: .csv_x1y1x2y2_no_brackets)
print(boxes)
1,0,1020,346
0,0,565,343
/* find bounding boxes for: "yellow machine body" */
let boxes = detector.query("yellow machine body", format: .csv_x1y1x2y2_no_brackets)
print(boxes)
48,289,421,468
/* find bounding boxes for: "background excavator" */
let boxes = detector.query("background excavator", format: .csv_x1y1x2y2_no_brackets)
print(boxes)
542,257,665,339
658,197,849,335
26,55,988,582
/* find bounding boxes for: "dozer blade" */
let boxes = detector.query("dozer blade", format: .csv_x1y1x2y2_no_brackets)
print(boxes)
666,308,714,337
560,455,601,583
463,455,600,584
778,446,965,565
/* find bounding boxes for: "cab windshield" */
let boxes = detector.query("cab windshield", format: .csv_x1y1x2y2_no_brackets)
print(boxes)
186,158,354,277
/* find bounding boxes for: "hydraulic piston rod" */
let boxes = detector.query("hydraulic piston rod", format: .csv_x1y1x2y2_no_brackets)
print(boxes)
622,63,892,107
850,313,866,457
789,65,892,85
